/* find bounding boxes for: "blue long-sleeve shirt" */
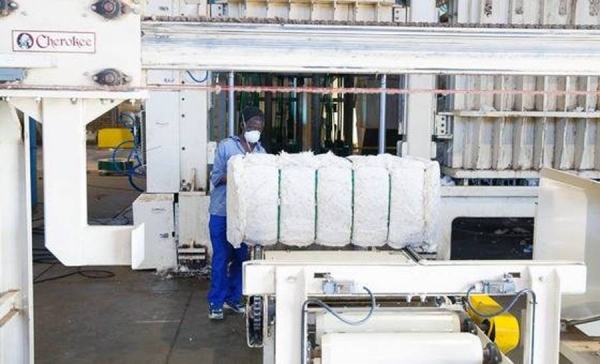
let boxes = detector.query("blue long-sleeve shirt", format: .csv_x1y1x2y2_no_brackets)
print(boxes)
209,136,266,216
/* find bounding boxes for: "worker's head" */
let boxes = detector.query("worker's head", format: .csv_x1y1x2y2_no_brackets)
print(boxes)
241,106,265,144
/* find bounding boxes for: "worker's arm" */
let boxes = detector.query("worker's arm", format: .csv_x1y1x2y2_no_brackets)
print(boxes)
211,142,228,186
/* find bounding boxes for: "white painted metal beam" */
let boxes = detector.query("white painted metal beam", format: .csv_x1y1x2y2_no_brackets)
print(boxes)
404,0,437,159
442,111,600,119
142,22,600,75
0,101,33,364
0,90,147,99
30,98,135,266
0,54,56,68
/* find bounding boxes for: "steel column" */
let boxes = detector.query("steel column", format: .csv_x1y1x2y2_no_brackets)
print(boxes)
378,74,387,154
228,71,235,136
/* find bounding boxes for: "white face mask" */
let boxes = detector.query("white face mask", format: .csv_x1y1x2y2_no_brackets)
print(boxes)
244,130,261,144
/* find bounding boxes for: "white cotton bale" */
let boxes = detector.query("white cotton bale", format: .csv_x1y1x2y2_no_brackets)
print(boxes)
226,153,279,247
386,156,427,249
279,152,318,246
226,155,246,247
315,153,353,246
349,155,390,247
423,161,441,252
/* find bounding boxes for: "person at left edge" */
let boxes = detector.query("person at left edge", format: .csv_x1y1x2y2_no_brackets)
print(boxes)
207,106,266,320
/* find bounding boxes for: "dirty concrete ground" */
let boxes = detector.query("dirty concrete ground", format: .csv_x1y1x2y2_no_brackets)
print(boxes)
33,148,260,364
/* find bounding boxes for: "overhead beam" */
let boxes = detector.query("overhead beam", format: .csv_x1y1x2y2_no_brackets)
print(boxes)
142,22,600,75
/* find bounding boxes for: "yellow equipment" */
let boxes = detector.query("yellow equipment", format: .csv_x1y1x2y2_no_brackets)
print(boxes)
467,295,520,354
97,128,134,149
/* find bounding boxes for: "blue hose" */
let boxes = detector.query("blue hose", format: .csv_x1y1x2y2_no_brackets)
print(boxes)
186,70,209,83
110,129,145,192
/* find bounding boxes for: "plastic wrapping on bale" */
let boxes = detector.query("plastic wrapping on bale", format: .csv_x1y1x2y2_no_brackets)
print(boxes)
423,161,441,251
226,155,245,246
279,152,319,246
386,156,427,249
226,152,441,251
348,155,390,247
226,154,279,247
315,153,353,246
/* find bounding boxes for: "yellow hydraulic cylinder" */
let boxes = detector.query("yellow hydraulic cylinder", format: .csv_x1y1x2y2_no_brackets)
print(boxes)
467,295,520,354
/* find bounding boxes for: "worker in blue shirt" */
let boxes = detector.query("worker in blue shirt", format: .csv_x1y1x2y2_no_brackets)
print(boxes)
208,106,266,320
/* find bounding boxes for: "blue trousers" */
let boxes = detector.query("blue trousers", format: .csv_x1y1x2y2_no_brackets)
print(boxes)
207,215,248,307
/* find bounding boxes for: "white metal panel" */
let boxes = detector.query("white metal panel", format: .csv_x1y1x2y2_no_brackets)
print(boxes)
0,0,141,87
437,186,538,260
534,169,600,323
33,98,133,266
145,0,176,17
0,54,55,68
141,22,600,75
405,75,435,159
177,192,210,248
179,90,208,191
146,91,180,193
131,223,146,270
132,194,176,270
0,101,33,364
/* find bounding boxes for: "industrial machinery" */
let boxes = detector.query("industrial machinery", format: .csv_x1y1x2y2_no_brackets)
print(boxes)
3,0,600,363
243,249,584,364
227,152,592,364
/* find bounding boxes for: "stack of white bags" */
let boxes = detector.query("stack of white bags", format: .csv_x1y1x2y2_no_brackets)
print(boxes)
227,152,440,252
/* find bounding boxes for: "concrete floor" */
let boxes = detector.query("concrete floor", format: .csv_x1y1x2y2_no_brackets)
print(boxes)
34,265,259,364
33,147,261,364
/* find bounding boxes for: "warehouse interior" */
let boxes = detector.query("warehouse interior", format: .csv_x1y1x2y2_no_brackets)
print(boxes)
3,0,600,364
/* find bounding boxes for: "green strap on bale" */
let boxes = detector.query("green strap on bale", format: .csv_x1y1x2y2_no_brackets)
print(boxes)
386,173,392,242
314,170,319,243
350,169,355,243
277,169,281,243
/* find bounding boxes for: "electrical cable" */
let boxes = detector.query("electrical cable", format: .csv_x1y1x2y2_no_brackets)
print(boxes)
34,268,115,284
111,139,136,173
128,170,145,192
186,70,210,83
305,287,376,326
34,264,56,281
465,285,536,318
106,113,146,192
300,287,375,364
32,246,116,282
87,184,137,192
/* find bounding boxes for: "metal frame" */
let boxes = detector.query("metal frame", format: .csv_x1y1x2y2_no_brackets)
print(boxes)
0,101,34,364
244,256,586,364
141,22,600,75
437,186,538,259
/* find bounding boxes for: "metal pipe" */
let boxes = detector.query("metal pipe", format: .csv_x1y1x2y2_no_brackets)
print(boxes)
378,74,387,154
228,71,234,136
